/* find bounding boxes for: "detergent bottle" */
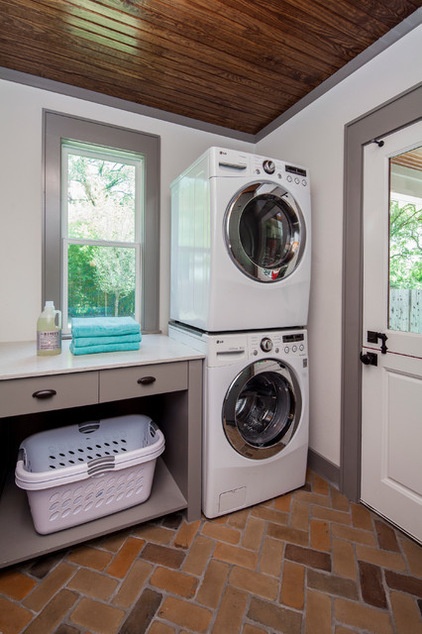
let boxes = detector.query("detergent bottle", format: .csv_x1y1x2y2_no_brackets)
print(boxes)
36,301,62,356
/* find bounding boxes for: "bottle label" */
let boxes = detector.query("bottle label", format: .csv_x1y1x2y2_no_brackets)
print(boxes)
37,331,61,350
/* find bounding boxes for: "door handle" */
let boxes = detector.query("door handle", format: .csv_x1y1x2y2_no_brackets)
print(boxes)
360,351,378,366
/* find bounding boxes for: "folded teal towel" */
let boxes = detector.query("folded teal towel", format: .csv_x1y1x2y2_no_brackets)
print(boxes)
72,317,140,338
70,341,141,355
72,333,142,348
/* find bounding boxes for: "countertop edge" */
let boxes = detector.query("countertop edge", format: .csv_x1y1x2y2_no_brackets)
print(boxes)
0,335,204,380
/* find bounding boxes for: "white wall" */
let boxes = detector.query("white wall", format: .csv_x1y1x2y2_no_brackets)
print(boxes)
0,79,254,343
256,24,422,466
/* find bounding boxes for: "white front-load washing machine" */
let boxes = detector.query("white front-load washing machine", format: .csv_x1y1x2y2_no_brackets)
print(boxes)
170,146,311,332
169,323,309,518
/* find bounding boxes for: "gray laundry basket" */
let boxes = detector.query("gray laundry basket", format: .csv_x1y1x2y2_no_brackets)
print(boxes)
15,414,165,534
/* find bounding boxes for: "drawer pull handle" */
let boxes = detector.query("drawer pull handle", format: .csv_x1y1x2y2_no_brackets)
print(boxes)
32,389,57,399
137,376,156,385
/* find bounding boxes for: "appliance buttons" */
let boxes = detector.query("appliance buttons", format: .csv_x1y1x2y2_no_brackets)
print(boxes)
294,177,300,184
299,344,304,351
284,346,290,353
302,179,307,186
287,175,293,182
292,345,297,352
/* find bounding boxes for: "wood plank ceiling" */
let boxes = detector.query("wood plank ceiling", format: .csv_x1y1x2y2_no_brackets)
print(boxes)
0,0,421,135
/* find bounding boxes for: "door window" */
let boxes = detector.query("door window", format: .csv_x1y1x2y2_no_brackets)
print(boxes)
389,147,422,333
223,359,301,459
225,182,305,282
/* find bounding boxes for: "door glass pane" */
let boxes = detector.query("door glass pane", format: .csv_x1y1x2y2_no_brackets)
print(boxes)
226,183,303,282
235,371,293,446
389,146,422,333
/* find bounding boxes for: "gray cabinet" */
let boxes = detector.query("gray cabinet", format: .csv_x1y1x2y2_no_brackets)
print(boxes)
0,341,203,568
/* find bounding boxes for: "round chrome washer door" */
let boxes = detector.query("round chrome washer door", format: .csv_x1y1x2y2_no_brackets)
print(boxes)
225,181,306,282
222,359,302,460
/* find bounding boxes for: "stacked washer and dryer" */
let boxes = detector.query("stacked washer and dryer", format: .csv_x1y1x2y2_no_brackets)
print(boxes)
169,147,311,518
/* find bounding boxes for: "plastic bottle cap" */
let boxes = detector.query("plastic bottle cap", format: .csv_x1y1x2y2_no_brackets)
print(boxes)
45,301,55,309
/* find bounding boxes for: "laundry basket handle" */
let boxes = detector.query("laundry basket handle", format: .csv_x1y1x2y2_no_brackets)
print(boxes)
87,455,115,476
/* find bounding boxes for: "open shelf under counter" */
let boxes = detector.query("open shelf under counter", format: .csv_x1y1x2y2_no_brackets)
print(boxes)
0,459,186,568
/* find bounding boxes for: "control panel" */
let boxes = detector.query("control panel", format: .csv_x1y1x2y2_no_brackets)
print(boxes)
248,332,307,358
252,156,308,188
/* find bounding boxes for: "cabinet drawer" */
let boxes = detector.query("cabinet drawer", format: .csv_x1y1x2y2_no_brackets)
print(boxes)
0,372,98,417
99,362,188,402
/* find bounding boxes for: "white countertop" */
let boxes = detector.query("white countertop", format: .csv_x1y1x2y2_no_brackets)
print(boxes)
0,336,204,380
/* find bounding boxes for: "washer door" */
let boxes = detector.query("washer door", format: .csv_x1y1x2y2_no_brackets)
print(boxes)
222,359,302,460
225,181,306,282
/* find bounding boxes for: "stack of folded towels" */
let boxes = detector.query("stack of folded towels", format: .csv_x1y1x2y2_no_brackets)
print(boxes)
70,317,141,355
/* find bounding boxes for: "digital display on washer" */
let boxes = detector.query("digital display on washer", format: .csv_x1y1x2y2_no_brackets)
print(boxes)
282,334,304,343
285,165,307,177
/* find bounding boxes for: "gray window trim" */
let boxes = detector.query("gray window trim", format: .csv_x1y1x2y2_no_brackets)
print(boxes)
43,111,160,333
341,82,422,501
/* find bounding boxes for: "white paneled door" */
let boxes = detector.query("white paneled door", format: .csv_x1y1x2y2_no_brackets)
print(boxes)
361,120,422,543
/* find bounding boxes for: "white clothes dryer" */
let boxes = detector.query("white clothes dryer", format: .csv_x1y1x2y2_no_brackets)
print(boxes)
170,146,311,332
169,322,309,518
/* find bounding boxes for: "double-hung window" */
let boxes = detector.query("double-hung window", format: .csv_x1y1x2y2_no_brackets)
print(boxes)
44,112,160,334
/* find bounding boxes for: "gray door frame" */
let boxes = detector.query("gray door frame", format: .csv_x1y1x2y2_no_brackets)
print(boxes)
340,82,422,500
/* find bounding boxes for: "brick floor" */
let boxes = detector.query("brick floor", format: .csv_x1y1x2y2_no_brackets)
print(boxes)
0,470,421,633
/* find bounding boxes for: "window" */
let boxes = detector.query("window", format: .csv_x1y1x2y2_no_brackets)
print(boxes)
44,112,160,334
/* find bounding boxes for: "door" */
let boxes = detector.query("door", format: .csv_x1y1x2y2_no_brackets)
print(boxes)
361,120,422,542
222,358,302,460
224,182,306,282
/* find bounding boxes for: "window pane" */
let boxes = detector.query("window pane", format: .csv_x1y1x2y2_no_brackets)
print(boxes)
67,244,136,322
389,146,422,333
67,153,136,242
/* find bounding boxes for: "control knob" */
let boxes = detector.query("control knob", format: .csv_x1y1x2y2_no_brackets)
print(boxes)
260,337,273,352
263,160,275,175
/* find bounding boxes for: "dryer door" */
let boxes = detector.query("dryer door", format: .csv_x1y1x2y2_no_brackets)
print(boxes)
222,358,302,460
225,181,306,282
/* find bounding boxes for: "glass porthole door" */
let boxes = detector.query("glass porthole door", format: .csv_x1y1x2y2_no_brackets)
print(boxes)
225,182,306,282
222,359,302,460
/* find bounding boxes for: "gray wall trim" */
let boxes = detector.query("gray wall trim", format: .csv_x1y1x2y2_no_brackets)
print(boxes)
0,66,255,144
308,448,340,488
341,83,422,501
256,8,422,142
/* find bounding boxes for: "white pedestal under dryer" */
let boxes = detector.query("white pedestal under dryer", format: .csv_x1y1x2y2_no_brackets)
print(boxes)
169,323,309,518
170,146,311,332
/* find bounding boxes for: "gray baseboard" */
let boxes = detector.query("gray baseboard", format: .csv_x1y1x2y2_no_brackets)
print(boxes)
308,448,340,488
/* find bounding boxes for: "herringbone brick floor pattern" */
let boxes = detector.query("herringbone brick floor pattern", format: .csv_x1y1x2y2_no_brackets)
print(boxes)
0,470,421,633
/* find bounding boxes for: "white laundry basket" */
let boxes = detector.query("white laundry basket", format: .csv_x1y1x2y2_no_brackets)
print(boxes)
15,414,165,534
